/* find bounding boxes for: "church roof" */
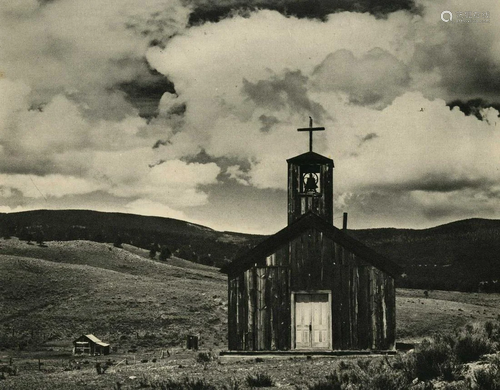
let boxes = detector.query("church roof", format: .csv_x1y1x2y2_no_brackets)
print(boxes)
287,151,334,165
220,211,402,278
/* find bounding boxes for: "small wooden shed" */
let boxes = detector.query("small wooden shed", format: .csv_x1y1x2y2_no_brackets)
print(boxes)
73,334,110,355
221,126,401,352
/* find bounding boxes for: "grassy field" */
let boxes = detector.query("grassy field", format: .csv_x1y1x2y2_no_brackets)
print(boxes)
0,238,227,351
1,237,500,389
397,288,500,342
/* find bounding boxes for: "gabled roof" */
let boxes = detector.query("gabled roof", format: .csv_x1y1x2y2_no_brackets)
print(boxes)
287,151,334,165
84,334,110,347
220,212,402,278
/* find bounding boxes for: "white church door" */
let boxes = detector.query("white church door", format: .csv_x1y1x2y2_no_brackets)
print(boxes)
294,292,331,349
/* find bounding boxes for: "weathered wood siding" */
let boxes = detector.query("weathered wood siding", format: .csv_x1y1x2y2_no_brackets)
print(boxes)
228,228,396,351
228,267,291,351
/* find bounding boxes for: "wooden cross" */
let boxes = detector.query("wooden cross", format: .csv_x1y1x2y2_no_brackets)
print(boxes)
297,117,325,152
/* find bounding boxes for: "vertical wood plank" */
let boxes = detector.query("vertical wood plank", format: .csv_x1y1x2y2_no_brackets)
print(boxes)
238,274,246,350
332,245,342,350
342,263,350,350
257,268,268,350
373,269,382,349
357,266,370,350
369,267,376,349
246,269,255,351
266,268,273,350
228,277,237,350
351,265,359,349
385,276,396,350
380,272,387,350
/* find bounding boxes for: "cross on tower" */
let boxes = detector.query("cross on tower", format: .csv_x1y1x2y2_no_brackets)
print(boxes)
297,117,325,152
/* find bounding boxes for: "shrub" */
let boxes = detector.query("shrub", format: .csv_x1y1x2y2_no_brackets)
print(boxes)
159,246,172,261
473,365,500,390
183,378,217,390
309,360,410,390
196,351,212,363
221,378,240,390
370,368,409,390
411,382,435,390
454,324,495,363
441,382,471,390
246,373,274,388
144,377,217,390
405,338,455,381
484,320,500,345
307,378,341,390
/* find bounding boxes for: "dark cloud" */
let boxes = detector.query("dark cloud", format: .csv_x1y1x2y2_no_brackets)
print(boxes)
447,99,500,121
375,175,491,194
412,24,500,102
359,132,378,145
165,102,187,118
187,0,419,25
119,67,176,119
181,149,252,171
242,70,328,121
312,48,410,109
153,139,171,149
259,114,280,132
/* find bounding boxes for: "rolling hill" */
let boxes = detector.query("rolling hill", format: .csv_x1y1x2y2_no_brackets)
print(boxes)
0,209,264,268
2,210,500,291
350,218,500,291
0,237,228,351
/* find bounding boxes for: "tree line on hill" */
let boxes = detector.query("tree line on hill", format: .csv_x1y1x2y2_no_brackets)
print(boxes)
2,211,500,293
0,210,261,269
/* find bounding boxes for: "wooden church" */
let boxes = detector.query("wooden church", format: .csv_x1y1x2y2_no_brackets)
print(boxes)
221,122,401,352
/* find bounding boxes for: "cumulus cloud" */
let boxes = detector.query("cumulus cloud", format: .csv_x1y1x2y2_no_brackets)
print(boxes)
86,149,221,206
146,5,500,229
0,0,189,103
2,0,500,232
332,92,500,190
243,71,328,120
312,48,410,109
146,10,414,190
0,174,106,199
225,165,251,186
0,0,227,226
409,0,500,102
0,0,192,174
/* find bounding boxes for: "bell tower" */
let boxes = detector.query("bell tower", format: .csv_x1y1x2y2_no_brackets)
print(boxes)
287,118,334,225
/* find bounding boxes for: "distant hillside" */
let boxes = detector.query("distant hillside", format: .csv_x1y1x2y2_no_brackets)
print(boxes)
1,210,500,292
0,238,227,351
349,218,500,292
0,210,263,268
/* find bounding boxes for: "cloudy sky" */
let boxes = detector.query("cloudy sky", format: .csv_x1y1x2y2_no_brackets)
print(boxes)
1,0,499,234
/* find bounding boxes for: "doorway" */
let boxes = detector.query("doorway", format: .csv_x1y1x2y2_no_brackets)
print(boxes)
292,292,331,349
